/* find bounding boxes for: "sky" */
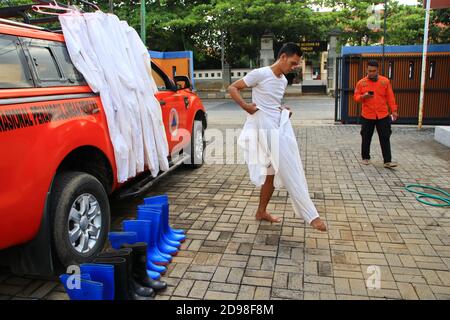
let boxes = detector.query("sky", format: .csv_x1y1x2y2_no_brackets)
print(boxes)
396,0,420,5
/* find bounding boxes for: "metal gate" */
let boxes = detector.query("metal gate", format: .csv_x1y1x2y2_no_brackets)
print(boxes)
334,56,342,122
336,53,450,125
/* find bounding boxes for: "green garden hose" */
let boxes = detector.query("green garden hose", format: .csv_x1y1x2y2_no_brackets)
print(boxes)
405,184,450,207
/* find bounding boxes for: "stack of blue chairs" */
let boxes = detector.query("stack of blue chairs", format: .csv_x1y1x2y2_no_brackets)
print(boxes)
59,194,185,299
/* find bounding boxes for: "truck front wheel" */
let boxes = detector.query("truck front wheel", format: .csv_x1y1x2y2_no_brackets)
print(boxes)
184,120,205,168
50,171,110,267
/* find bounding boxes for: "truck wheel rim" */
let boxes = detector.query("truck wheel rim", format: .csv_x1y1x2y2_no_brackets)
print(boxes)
68,193,102,254
195,128,203,161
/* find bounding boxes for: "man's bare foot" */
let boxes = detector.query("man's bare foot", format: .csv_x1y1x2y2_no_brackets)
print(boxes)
310,217,327,231
256,211,282,223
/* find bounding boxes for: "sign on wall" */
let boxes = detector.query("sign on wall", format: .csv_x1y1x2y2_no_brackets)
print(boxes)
299,41,328,53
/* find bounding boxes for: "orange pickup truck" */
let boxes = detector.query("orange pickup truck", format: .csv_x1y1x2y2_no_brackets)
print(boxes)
0,17,207,275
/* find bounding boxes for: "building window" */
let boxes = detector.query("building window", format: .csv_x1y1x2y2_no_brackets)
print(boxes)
238,72,241,76
205,73,208,78
388,61,394,79
218,73,221,77
231,72,235,77
211,73,215,77
429,61,436,79
408,61,414,79
199,73,202,78
244,72,247,76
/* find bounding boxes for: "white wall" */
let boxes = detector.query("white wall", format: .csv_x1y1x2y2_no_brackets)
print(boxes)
194,69,252,80
435,126,450,148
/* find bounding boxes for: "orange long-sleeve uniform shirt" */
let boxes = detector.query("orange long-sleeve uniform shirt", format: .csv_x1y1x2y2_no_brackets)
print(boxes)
353,75,398,120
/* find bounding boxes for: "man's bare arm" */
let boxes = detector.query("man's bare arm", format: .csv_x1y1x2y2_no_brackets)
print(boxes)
228,79,258,115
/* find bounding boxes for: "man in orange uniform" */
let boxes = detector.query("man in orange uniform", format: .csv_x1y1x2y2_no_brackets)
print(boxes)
354,60,398,168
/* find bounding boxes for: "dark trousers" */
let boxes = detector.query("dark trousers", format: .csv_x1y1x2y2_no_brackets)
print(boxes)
360,116,392,163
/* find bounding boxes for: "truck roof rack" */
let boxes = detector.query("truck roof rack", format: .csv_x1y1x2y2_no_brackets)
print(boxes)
0,17,51,31
0,3,59,29
0,1,98,32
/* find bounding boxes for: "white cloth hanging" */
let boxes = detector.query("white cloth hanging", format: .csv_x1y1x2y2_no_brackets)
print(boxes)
59,11,169,183
121,21,169,173
238,108,320,224
59,13,130,182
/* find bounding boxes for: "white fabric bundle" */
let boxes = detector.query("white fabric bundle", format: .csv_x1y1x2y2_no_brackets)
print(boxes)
59,11,169,183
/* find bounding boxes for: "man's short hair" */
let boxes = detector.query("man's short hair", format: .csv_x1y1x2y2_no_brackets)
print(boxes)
367,60,379,68
277,42,303,59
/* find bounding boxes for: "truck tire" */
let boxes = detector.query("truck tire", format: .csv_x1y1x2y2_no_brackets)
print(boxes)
50,171,110,267
185,120,205,168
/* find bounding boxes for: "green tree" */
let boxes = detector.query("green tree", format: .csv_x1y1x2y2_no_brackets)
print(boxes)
2,0,448,68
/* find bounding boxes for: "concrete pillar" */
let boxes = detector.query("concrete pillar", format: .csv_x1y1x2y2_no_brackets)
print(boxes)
260,32,275,67
321,51,328,85
327,28,341,96
221,63,231,91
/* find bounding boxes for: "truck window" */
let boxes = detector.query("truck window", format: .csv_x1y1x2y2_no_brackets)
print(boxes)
151,63,176,91
152,68,169,91
0,34,33,89
51,44,86,85
21,38,64,86
28,45,61,81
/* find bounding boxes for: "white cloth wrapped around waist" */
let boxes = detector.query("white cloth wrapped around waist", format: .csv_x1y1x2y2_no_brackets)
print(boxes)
238,107,291,189
237,107,319,224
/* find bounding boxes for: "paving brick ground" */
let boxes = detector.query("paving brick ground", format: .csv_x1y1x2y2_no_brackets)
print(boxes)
0,123,449,300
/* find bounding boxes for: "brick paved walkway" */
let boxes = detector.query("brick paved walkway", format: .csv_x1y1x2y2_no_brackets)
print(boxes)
1,124,449,300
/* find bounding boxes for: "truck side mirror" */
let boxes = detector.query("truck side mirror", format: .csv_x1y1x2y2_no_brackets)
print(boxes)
173,75,191,90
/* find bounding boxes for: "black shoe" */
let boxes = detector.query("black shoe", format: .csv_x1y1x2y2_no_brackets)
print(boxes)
94,248,155,299
93,256,153,300
121,242,167,291
94,250,155,300
99,248,156,298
